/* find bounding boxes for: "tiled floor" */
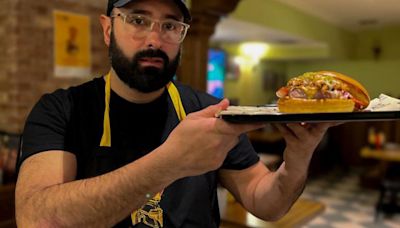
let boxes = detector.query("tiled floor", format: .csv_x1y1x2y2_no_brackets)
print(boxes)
301,169,400,228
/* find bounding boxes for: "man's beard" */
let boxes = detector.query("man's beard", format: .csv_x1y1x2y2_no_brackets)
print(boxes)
109,31,180,93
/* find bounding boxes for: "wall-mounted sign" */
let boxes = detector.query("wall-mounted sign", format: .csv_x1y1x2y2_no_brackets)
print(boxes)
54,10,91,78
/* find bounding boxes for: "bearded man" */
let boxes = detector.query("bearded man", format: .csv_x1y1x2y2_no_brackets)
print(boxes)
15,0,337,227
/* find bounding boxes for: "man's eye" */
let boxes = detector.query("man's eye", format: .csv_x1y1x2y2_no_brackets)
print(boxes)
163,22,177,31
129,17,146,25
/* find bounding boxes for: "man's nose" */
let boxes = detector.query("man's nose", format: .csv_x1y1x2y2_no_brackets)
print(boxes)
145,23,163,49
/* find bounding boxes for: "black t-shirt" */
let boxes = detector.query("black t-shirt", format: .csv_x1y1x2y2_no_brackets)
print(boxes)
19,77,260,227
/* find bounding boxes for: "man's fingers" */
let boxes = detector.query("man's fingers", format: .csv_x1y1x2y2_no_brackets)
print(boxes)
281,122,333,140
190,99,230,118
274,124,297,141
274,123,290,135
309,122,333,136
215,119,265,135
287,123,308,135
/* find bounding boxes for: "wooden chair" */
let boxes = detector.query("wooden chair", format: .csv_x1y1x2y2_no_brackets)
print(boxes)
375,164,400,220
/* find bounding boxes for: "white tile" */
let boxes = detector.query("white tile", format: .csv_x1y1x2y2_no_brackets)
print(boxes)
383,219,400,228
331,222,365,228
300,192,314,199
304,170,397,228
325,207,339,215
317,196,346,207
306,216,329,225
351,203,375,214
327,190,354,200
342,211,374,223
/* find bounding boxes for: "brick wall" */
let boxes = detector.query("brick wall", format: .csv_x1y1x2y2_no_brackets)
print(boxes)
0,0,18,133
0,0,110,133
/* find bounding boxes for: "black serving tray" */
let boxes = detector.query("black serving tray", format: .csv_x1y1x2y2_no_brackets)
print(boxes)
219,108,400,124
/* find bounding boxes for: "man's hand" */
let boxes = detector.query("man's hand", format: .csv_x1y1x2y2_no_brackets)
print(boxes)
164,99,265,177
274,122,341,171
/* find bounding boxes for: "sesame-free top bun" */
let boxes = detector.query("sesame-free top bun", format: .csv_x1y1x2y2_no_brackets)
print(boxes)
316,71,370,108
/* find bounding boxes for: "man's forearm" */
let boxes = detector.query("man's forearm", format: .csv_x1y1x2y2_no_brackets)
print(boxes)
252,161,308,221
16,148,181,227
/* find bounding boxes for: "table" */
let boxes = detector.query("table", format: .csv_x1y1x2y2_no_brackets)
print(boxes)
220,198,325,228
360,147,400,163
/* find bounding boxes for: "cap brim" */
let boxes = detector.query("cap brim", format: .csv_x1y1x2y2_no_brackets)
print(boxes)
113,0,132,8
109,0,191,22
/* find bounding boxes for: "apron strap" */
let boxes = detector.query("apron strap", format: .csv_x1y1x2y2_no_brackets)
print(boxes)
167,82,187,121
100,72,112,147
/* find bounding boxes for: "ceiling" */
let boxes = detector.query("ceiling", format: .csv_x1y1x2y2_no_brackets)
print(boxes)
211,17,320,44
275,0,400,30
211,0,400,44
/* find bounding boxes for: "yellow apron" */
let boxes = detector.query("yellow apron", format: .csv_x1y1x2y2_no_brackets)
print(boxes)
100,72,186,228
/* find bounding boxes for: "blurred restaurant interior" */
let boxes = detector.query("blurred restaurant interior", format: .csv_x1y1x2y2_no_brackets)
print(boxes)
1,0,400,227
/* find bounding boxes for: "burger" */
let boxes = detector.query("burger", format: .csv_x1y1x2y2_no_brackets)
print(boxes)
276,71,370,113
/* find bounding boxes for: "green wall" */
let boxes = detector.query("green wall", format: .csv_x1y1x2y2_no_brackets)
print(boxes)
355,26,400,60
224,60,287,105
221,43,290,105
231,0,356,59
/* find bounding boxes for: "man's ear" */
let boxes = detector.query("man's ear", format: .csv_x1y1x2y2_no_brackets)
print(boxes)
99,15,112,47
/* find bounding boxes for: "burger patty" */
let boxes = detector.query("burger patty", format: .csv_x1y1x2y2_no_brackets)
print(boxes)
287,87,352,99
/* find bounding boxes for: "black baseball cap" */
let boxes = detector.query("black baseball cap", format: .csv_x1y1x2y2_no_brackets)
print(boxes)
107,0,191,22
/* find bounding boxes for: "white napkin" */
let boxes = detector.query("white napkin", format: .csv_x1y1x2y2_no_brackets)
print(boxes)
366,94,400,111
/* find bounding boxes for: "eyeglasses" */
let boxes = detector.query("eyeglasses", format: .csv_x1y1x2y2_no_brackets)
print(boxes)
111,12,190,44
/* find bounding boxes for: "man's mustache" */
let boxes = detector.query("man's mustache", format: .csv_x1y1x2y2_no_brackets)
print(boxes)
134,49,170,65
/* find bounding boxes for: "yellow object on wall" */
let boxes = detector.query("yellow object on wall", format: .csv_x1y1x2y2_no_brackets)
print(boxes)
54,10,91,78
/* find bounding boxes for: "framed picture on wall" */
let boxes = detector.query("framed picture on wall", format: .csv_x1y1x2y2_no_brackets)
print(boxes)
54,10,91,78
